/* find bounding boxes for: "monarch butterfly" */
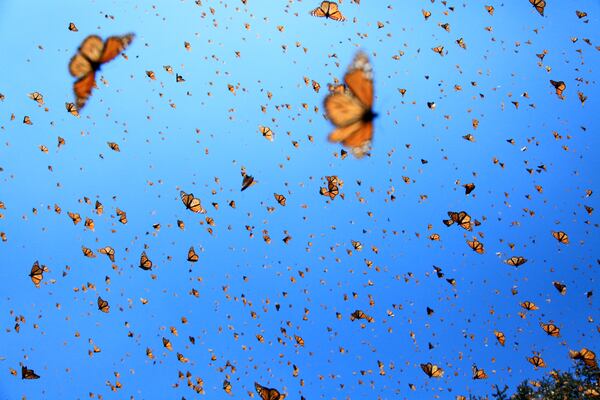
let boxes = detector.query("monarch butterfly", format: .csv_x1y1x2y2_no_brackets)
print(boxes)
467,238,485,254
540,322,560,337
162,337,172,350
420,362,444,378
529,0,545,16
485,5,495,15
139,251,153,270
310,1,346,21
84,217,95,231
29,261,45,288
350,309,374,323
324,52,375,158
443,211,472,231
569,348,597,368
506,256,527,267
95,200,103,215
493,330,506,346
256,334,265,343
82,246,96,258
422,9,432,20
274,193,286,206
576,10,588,19
553,281,567,295
28,92,44,105
65,102,79,117
68,33,134,109
21,366,40,380
259,125,273,141
472,365,488,379
97,296,110,313
107,142,120,152
552,230,569,244
520,301,539,311
351,240,363,251
180,191,206,213
549,80,566,98
429,233,441,241
255,382,286,400
223,380,232,394
463,183,475,194
294,335,305,346
527,354,546,369
187,246,199,262
241,174,256,191
68,211,82,225
456,37,467,49
432,46,445,56
98,246,115,262
116,208,128,224
68,22,78,32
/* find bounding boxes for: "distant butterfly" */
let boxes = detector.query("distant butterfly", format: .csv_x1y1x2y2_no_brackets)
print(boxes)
472,365,488,379
493,330,506,346
98,246,115,262
241,174,256,191
505,256,527,267
139,251,153,270
553,281,567,295
520,301,539,311
255,382,286,400
97,296,110,313
569,348,597,368
443,211,472,231
550,80,566,99
420,363,444,378
467,238,485,254
540,322,560,337
324,52,376,157
527,354,546,369
21,366,40,380
310,1,346,21
274,193,286,206
187,246,199,262
68,33,134,108
29,261,45,288
180,191,206,213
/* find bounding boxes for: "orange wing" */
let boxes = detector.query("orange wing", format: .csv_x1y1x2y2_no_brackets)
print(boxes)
100,34,134,63
73,72,97,109
344,53,373,107
326,2,346,21
310,2,327,17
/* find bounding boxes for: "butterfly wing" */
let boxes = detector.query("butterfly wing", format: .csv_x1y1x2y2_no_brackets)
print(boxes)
324,92,365,127
73,72,96,109
327,2,346,21
311,2,327,17
100,34,134,64
69,53,93,78
344,52,373,108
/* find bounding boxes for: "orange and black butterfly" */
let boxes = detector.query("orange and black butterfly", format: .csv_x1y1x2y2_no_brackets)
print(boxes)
324,52,376,158
241,174,256,191
274,193,286,206
467,238,485,254
187,246,199,262
222,380,232,394
310,1,346,21
139,251,153,270
527,354,546,369
180,191,206,213
443,211,472,231
98,246,115,262
420,363,444,378
552,230,569,244
520,301,539,311
255,382,286,400
82,246,96,258
29,261,45,288
540,322,560,337
350,309,374,323
97,296,110,313
493,330,506,346
463,183,475,194
472,365,488,379
506,256,527,267
550,80,566,99
21,366,40,380
569,348,597,368
553,281,567,295
530,0,546,16
68,33,134,109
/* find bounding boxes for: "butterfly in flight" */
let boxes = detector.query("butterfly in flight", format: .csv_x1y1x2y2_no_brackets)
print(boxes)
310,1,346,21
324,52,376,157
68,33,134,109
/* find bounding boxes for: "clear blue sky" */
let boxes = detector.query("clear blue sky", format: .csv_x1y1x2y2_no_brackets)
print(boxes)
0,0,598,399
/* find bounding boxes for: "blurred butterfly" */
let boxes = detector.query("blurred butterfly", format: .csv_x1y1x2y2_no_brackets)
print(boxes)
553,281,566,295
324,52,376,158
187,246,199,262
65,102,79,117
540,322,560,337
472,365,488,379
274,193,286,206
493,330,506,346
68,22,78,32
82,246,96,258
98,246,115,262
241,174,256,191
505,256,527,267
527,354,546,369
21,366,40,380
97,296,110,313
68,33,134,108
310,1,346,21
520,301,539,311
29,261,45,288
467,238,485,254
420,363,444,378
530,0,545,16
222,380,232,394
180,191,206,213
552,230,568,244
139,251,153,270
550,80,566,99
255,382,286,400
260,125,274,141
569,348,597,368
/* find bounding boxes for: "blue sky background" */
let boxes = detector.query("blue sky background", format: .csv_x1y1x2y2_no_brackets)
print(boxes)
0,0,598,399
